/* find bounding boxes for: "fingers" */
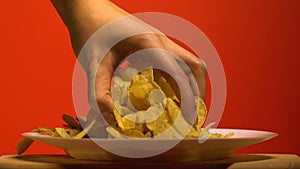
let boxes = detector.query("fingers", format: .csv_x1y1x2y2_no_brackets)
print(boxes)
121,34,200,125
140,49,199,125
181,55,207,99
94,52,118,125
163,37,207,99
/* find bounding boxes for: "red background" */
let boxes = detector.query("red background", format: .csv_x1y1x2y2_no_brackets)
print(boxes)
0,0,299,155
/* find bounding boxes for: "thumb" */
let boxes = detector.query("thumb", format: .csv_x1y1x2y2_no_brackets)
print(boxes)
94,64,116,125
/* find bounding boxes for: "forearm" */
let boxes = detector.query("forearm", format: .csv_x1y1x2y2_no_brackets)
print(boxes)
50,0,129,55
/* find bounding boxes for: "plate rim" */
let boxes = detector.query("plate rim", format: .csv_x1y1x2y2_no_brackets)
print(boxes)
22,128,278,141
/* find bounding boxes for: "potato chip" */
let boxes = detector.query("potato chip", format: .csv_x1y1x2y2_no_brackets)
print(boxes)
86,110,107,138
77,116,87,128
111,76,131,106
158,97,193,137
123,129,150,138
16,137,34,155
146,109,171,136
37,127,57,136
128,68,160,110
122,114,145,132
114,100,134,116
62,114,82,130
186,127,201,138
153,70,179,102
115,67,138,81
68,129,80,137
107,127,124,139
185,97,208,138
165,98,180,124
113,105,124,130
55,128,71,138
198,122,215,140
124,104,164,123
148,89,166,106
210,132,234,138
194,97,207,130
74,119,96,139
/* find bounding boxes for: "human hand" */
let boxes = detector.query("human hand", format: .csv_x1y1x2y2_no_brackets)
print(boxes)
51,0,207,125
82,27,207,125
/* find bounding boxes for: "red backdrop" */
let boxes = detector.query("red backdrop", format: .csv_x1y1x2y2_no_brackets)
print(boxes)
0,0,299,155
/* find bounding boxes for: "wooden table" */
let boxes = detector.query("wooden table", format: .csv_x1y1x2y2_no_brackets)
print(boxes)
0,154,299,169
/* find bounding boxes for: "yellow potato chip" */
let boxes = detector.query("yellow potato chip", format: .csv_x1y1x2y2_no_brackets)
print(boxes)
148,89,166,106
107,127,124,139
185,97,208,138
121,114,145,132
146,110,171,136
74,119,96,139
114,100,134,117
55,128,70,138
113,105,125,130
210,132,234,138
168,110,193,137
153,70,179,102
68,129,81,137
128,68,160,110
123,104,164,124
154,126,183,139
62,114,82,130
194,97,208,130
159,98,193,137
111,76,131,106
144,131,152,138
123,129,150,138
165,98,180,124
186,127,200,138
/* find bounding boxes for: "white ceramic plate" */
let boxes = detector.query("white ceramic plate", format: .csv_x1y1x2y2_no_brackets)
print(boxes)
22,129,277,161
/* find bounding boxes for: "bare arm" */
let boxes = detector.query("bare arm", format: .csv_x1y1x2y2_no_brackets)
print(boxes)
51,0,128,55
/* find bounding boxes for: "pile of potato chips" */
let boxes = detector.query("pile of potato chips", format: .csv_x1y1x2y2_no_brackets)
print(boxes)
108,68,208,138
16,67,234,154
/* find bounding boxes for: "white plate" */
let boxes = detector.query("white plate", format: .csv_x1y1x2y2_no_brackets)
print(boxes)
22,129,277,161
